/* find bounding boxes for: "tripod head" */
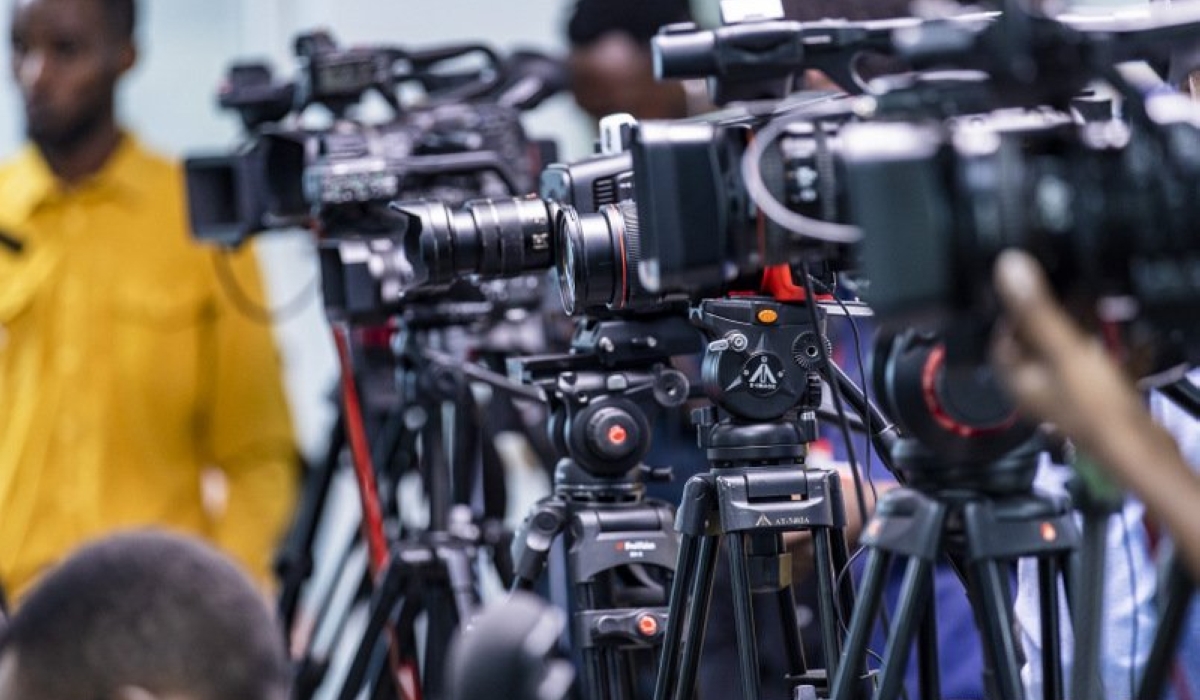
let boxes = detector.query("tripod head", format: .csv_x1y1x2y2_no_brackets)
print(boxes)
873,327,1044,495
509,314,699,498
690,296,826,467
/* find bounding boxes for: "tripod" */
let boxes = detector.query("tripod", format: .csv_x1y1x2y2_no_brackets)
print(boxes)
829,330,1081,700
510,315,700,700
335,287,560,700
287,279,550,700
828,442,1079,700
654,296,858,700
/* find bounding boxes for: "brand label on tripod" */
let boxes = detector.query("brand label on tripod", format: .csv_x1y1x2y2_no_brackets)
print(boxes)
755,514,811,528
742,354,785,396
616,540,658,559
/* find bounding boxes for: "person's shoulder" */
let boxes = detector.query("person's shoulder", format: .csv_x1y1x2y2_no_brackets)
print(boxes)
0,146,43,185
0,152,23,177
124,138,182,180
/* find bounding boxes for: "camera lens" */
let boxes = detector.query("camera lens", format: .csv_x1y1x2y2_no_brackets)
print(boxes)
555,200,649,314
394,197,554,287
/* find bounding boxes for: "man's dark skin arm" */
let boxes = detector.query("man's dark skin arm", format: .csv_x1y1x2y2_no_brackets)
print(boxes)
990,249,1200,581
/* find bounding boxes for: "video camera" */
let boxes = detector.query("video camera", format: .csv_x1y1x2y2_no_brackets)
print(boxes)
635,7,1200,364
184,30,548,248
393,115,661,316
183,31,566,321
393,98,861,320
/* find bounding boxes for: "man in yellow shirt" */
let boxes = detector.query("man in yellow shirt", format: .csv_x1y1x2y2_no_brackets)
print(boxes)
0,0,298,598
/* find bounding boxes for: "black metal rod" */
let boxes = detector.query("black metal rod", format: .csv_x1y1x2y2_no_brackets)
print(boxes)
278,415,345,637
728,534,763,700
971,559,1024,700
776,581,810,679
875,559,933,700
917,592,941,700
1038,557,1065,700
830,548,892,700
814,529,843,684
673,534,721,700
1071,511,1110,700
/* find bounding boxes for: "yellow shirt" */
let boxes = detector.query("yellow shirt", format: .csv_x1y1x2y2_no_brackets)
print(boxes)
0,136,297,598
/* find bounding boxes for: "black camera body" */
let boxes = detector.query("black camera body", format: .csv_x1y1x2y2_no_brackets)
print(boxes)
394,99,862,320
631,96,858,302
184,32,558,322
186,100,535,247
395,133,686,317
185,31,540,249
841,99,1200,360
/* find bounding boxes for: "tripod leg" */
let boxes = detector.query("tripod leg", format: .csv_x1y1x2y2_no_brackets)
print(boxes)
657,475,717,700
604,647,639,700
728,533,763,700
828,525,858,637
278,415,344,638
655,531,703,700
672,534,722,700
337,558,408,700
1037,557,1066,700
775,578,810,681
580,647,612,700
830,546,893,700
813,528,843,683
1071,512,1110,700
1137,554,1195,700
422,587,454,700
441,545,479,624
874,557,934,700
970,558,1025,700
917,589,941,700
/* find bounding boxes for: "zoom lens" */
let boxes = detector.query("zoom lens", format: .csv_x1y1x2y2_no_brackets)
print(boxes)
555,200,651,315
393,197,554,287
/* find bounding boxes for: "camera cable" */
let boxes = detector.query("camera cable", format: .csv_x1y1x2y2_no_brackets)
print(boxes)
800,263,908,699
742,107,863,245
210,248,322,325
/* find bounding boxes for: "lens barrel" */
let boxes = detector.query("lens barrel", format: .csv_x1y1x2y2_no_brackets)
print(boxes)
394,197,554,287
555,200,650,314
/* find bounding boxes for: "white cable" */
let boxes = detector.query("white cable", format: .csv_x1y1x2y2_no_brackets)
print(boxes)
740,112,865,244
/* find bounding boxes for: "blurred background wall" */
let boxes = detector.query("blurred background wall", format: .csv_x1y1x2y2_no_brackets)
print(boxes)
0,0,592,156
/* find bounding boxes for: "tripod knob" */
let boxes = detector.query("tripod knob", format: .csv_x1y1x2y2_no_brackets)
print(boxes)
586,407,641,460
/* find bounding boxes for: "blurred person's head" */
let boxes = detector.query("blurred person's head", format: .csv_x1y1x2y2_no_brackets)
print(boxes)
0,531,289,700
566,0,694,119
9,0,136,177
